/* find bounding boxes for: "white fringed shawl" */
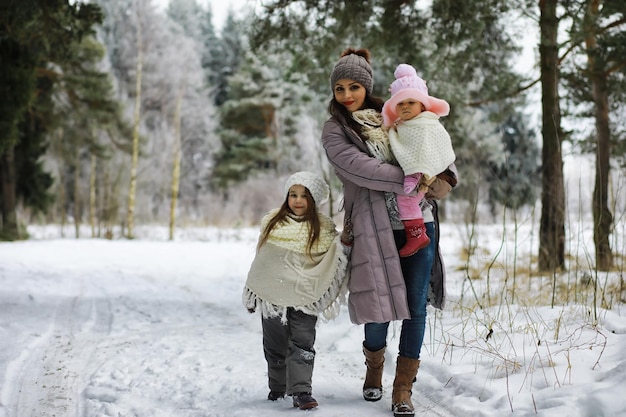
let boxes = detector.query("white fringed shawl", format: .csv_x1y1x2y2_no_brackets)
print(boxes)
242,209,349,323
388,111,455,179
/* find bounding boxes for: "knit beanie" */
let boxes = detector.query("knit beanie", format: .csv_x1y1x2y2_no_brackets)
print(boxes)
382,64,450,127
330,49,374,94
284,171,330,206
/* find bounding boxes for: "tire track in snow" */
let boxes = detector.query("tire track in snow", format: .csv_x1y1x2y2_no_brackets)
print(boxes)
12,294,113,417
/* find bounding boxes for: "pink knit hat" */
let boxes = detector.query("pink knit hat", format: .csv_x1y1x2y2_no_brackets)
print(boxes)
382,64,450,127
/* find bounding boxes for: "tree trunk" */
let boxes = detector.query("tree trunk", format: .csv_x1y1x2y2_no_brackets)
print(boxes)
103,164,113,240
584,0,613,271
126,0,143,239
538,0,566,271
90,153,97,238
55,129,66,238
73,147,81,239
0,147,20,240
169,89,183,241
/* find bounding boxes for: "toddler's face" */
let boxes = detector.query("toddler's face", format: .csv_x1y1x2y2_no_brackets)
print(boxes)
396,99,425,121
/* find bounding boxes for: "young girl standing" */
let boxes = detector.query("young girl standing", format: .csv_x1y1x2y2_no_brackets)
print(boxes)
243,171,349,410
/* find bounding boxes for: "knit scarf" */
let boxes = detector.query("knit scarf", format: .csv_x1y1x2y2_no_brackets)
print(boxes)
352,109,403,229
243,209,349,323
352,109,396,164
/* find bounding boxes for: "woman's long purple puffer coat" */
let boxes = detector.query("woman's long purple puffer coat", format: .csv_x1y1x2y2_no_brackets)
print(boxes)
322,114,447,325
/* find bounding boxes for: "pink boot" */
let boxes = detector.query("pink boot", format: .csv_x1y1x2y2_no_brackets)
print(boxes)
399,219,430,257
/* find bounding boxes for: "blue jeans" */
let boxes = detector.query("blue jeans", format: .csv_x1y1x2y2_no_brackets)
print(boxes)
363,222,435,359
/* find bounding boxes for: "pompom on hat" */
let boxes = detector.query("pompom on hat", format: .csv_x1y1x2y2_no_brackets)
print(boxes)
330,48,374,94
382,64,450,127
284,171,330,206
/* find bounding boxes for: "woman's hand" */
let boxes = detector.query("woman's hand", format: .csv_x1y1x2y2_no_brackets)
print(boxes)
425,177,452,200
426,168,457,200
340,219,354,246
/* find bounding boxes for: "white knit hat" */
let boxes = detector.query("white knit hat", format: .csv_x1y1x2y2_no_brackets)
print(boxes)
284,171,330,205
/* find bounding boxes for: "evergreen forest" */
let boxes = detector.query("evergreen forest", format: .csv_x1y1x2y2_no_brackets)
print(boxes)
1,0,625,273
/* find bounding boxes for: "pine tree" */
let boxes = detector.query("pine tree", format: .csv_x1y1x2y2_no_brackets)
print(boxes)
0,0,103,240
51,35,130,238
213,11,244,106
211,51,276,192
487,113,540,211
210,48,309,193
560,0,626,270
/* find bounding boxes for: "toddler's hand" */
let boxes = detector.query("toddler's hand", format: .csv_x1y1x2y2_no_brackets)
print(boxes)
403,175,420,193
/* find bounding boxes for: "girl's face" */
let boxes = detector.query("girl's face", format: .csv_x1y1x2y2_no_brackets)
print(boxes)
333,79,367,113
396,99,425,121
287,184,309,216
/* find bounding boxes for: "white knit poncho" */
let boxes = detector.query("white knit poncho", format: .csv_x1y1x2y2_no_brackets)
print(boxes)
388,111,456,180
242,209,349,323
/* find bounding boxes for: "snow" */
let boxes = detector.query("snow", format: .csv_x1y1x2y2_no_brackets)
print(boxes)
1,216,625,417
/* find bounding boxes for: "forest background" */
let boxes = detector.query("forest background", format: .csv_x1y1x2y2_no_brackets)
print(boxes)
1,0,625,276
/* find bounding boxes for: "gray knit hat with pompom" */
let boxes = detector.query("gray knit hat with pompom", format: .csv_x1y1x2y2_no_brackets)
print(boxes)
330,49,374,94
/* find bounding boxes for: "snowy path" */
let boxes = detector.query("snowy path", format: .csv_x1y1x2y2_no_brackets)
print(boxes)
12,292,112,416
3,231,625,417
0,239,457,417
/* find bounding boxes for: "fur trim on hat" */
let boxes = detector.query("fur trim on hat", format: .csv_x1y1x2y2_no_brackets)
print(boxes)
382,64,449,127
330,48,374,94
284,171,330,206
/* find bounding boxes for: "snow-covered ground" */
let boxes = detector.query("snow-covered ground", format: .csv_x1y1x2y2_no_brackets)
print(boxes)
0,217,625,417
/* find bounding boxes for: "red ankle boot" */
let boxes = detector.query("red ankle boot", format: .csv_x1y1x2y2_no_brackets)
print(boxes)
399,219,430,257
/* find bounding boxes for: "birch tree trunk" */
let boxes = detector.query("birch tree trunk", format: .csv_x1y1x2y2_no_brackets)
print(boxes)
169,88,183,241
126,0,143,239
538,0,566,271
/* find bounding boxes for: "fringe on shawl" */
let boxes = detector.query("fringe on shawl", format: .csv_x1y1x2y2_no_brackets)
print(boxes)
242,237,350,324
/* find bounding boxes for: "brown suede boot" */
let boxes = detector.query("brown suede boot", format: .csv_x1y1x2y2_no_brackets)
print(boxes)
398,219,430,257
391,356,420,416
362,345,385,401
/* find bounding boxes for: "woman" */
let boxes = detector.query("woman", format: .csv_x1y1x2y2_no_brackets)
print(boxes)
321,48,455,417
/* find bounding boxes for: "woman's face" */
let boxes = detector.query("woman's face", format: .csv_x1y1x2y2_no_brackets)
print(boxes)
333,79,367,113
287,185,309,216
